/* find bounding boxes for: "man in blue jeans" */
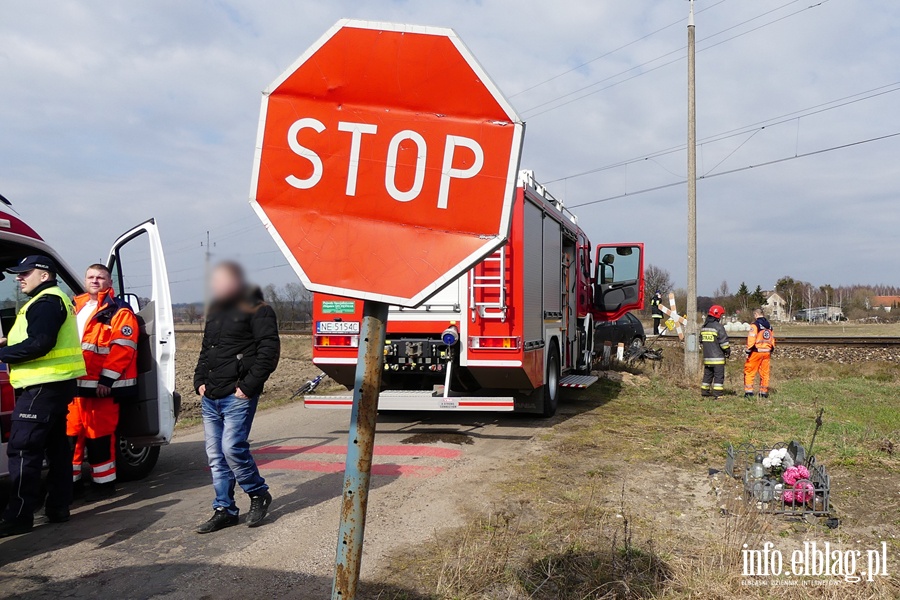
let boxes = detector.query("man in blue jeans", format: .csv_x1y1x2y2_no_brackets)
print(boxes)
193,262,280,533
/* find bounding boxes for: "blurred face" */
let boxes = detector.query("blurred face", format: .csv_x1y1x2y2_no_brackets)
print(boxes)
85,267,112,298
210,266,243,301
16,268,51,295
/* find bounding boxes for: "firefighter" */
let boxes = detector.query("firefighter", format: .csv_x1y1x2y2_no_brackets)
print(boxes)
700,305,730,398
68,263,140,498
650,291,664,334
744,308,775,399
0,256,86,537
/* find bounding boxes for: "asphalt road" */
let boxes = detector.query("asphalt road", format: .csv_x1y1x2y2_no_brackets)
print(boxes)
0,401,550,599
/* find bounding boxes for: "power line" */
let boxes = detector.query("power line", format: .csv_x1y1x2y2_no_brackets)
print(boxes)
568,130,900,209
544,80,900,183
509,0,730,99
522,0,829,118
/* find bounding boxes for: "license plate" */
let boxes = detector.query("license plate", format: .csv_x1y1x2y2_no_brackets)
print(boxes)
316,321,360,334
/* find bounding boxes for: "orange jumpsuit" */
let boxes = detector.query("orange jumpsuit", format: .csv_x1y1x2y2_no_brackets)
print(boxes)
744,320,775,395
67,288,139,484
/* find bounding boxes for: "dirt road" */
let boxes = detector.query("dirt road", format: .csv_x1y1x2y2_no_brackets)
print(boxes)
0,401,552,599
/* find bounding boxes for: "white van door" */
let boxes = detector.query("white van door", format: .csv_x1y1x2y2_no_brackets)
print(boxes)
106,218,177,445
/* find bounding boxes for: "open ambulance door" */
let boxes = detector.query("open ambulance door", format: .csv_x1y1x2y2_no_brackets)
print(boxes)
592,243,644,322
107,218,178,447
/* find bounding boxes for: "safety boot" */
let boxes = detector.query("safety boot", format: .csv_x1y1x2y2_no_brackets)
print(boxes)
0,519,33,538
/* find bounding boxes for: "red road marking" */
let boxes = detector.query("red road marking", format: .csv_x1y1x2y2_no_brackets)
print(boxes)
256,458,444,478
255,444,463,460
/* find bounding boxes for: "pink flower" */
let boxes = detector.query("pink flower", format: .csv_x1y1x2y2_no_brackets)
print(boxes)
781,465,810,486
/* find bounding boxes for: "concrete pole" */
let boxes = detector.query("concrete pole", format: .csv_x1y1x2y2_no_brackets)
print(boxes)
332,300,389,599
684,0,700,376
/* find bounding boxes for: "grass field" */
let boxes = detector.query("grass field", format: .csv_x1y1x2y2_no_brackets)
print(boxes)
373,351,900,599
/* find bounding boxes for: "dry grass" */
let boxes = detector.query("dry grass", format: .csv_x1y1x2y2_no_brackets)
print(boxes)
371,355,900,599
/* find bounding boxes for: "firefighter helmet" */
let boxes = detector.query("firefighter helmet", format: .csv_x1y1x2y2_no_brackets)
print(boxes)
708,305,726,319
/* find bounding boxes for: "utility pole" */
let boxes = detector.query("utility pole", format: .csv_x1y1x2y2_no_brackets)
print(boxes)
684,0,700,376
201,231,215,327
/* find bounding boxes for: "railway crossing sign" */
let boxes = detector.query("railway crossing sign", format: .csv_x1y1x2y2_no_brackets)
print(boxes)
658,292,687,340
250,19,525,308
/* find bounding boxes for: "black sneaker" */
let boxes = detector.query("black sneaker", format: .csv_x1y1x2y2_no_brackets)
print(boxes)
45,509,70,523
760,393,769,399
744,393,754,400
196,509,239,534
246,491,272,528
0,519,33,538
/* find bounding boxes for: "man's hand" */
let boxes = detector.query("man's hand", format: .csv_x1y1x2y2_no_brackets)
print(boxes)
198,384,207,397
0,337,7,348
97,384,112,397
235,387,250,400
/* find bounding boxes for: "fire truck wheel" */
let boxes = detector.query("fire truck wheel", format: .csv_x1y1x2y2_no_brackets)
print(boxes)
541,342,561,418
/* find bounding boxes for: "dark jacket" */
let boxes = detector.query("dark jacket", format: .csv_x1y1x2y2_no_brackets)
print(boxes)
0,281,68,364
700,316,730,365
193,287,280,399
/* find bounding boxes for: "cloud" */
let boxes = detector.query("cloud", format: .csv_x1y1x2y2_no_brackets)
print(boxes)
1,0,898,302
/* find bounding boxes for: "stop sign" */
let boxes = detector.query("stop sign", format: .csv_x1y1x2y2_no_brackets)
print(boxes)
250,20,524,307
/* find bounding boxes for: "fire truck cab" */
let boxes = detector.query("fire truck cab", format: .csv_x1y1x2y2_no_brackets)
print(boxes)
311,170,644,416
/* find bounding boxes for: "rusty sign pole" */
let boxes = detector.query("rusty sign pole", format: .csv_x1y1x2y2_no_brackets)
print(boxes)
332,300,389,599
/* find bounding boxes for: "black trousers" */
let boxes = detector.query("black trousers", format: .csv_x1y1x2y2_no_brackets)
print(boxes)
4,379,76,524
652,317,662,334
701,364,725,396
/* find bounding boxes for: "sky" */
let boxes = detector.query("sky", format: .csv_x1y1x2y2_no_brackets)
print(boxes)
1,0,898,302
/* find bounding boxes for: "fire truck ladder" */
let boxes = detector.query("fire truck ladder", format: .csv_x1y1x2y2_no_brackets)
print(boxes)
470,247,507,321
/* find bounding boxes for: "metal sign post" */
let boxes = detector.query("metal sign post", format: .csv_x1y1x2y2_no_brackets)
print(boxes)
331,301,389,599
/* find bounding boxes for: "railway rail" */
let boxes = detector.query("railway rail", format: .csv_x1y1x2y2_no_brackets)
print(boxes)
652,335,900,347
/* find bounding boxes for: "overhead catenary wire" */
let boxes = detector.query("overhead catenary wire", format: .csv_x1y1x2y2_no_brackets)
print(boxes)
567,130,900,209
522,0,830,118
508,0,731,98
544,80,900,184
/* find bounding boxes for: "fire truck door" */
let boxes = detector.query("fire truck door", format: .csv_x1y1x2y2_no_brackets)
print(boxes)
592,244,644,322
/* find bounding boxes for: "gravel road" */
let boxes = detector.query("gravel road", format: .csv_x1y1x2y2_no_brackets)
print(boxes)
0,398,551,599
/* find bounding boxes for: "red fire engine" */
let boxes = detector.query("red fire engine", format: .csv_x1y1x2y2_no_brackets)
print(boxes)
309,170,644,416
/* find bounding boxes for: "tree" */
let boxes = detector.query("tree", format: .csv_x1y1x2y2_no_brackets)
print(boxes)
751,285,766,307
184,303,200,324
644,265,673,297
714,280,730,298
736,282,750,312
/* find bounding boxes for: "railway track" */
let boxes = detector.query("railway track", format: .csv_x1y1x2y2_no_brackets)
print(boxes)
652,335,900,347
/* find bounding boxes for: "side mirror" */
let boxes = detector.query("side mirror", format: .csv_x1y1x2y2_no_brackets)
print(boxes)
123,293,142,311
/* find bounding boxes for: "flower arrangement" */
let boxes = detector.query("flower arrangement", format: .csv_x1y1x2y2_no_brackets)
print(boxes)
761,447,792,477
782,464,813,504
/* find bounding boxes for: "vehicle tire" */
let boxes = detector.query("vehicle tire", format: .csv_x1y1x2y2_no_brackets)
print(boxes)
540,342,561,418
116,438,160,482
630,336,644,350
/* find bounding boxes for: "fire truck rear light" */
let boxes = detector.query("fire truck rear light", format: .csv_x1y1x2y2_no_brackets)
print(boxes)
314,335,359,348
468,336,521,350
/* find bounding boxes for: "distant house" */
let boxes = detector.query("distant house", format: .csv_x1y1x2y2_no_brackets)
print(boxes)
764,291,789,322
872,296,900,313
794,306,845,322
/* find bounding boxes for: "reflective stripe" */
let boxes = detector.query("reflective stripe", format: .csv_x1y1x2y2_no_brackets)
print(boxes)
82,343,111,355
110,338,138,349
92,461,115,476
100,368,122,379
93,472,116,484
704,359,726,365
713,384,725,390
77,377,137,389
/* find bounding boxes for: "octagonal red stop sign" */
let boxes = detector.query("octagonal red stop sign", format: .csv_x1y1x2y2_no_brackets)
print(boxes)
250,20,524,307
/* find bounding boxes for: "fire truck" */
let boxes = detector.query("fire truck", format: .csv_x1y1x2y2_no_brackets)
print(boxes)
309,170,644,417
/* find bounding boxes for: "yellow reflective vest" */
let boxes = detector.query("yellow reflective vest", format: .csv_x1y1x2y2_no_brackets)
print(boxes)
7,286,87,389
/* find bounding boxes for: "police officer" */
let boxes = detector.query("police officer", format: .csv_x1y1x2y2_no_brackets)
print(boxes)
0,256,86,537
700,305,730,399
650,291,664,334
